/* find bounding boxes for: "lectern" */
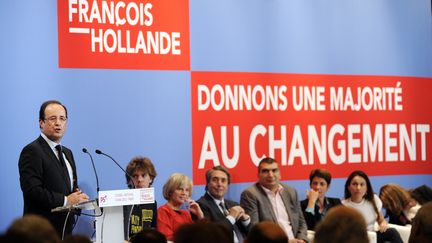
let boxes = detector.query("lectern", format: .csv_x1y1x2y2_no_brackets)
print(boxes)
95,188,155,243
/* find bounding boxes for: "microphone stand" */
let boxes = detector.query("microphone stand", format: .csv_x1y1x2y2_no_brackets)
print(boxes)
82,148,100,193
95,149,135,189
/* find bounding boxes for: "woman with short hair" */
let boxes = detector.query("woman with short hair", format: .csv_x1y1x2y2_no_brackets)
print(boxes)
157,173,204,241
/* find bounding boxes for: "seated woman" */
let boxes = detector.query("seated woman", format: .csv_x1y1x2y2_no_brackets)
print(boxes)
300,168,341,230
342,170,403,243
157,173,204,241
379,183,421,225
124,156,158,241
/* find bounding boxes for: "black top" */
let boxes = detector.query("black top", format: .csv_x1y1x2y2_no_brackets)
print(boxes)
123,201,157,240
300,197,341,230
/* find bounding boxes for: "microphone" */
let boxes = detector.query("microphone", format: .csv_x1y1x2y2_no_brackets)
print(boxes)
82,148,100,193
95,149,135,188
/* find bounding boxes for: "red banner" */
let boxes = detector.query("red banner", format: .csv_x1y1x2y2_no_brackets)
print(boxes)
191,71,432,185
58,0,190,70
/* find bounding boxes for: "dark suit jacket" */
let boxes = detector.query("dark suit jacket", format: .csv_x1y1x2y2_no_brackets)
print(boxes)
240,183,308,241
18,135,78,236
300,197,341,230
197,192,249,239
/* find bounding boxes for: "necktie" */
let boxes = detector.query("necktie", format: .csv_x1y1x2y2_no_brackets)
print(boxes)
219,202,229,216
55,145,71,190
220,202,244,243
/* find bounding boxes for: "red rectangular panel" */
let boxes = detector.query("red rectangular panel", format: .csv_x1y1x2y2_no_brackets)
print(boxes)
58,0,190,70
191,71,432,185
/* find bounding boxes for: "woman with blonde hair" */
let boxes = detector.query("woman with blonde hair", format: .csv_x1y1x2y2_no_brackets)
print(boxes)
157,173,204,241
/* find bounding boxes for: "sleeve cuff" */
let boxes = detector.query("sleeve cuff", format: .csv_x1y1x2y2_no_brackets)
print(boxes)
241,218,251,226
305,207,315,215
226,215,236,225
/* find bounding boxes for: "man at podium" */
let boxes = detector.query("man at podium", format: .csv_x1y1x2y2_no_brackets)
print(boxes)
123,156,158,240
18,100,89,237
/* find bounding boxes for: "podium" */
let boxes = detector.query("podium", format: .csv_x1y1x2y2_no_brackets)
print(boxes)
95,188,155,243
51,199,99,213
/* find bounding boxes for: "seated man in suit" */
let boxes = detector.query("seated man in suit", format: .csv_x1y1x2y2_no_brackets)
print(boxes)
197,166,250,243
240,157,308,243
300,168,341,230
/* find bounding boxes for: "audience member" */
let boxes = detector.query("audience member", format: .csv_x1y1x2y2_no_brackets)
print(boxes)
245,221,288,243
173,222,233,243
379,183,420,225
240,157,307,243
124,156,158,240
314,205,368,243
62,234,92,243
408,201,432,243
129,228,167,243
410,184,432,205
157,173,204,241
197,166,250,243
343,170,403,243
380,183,432,221
5,214,61,243
0,233,35,243
300,168,341,230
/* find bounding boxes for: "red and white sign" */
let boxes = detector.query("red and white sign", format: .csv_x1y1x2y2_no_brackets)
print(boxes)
98,188,154,207
191,71,432,185
58,0,190,70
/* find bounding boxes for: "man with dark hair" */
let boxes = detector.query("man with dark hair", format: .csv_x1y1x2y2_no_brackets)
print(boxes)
314,205,368,243
245,221,288,243
174,222,233,243
18,100,89,237
197,166,250,243
130,228,166,243
240,157,307,243
300,168,341,230
6,214,61,243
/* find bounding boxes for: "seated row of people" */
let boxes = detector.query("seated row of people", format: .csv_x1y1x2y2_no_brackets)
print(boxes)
124,156,431,243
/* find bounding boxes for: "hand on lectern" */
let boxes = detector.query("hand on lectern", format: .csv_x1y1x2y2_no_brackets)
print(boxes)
66,189,90,205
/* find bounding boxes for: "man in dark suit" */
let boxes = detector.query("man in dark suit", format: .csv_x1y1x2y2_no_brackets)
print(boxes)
18,100,89,237
240,157,308,243
197,166,250,243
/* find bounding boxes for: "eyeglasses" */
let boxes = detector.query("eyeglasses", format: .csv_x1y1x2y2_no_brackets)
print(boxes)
44,116,67,123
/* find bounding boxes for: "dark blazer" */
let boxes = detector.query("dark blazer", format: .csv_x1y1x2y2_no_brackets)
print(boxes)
197,192,249,239
18,135,78,236
300,197,341,230
240,183,308,241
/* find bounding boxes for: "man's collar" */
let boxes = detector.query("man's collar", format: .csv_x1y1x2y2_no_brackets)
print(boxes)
207,191,224,204
260,183,283,194
41,133,60,149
